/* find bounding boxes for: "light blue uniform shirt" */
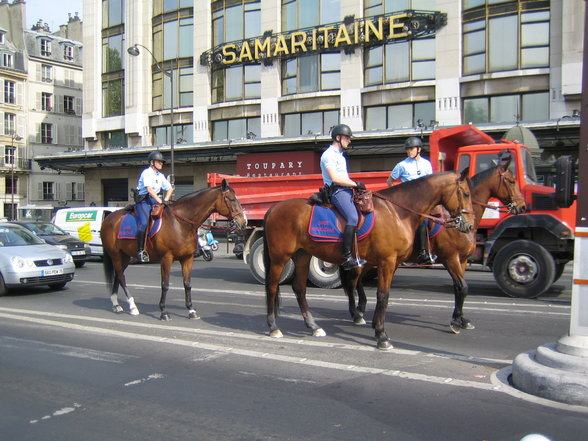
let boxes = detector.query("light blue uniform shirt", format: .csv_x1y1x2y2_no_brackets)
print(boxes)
320,145,349,186
390,157,433,183
137,166,172,196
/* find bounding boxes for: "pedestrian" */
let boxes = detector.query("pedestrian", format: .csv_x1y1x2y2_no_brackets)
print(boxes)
135,151,173,262
387,136,436,264
320,124,366,270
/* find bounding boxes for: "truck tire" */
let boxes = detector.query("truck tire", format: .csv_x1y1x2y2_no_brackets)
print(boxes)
553,263,566,283
249,238,294,285
492,240,556,299
308,257,342,289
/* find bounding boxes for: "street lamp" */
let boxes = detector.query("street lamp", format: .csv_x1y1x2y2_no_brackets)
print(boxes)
127,43,175,187
9,132,22,221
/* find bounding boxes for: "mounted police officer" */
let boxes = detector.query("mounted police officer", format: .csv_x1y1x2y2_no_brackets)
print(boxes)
388,136,436,265
135,151,173,262
320,124,366,270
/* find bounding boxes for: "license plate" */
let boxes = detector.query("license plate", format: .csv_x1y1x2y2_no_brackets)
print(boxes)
71,251,86,256
43,268,64,276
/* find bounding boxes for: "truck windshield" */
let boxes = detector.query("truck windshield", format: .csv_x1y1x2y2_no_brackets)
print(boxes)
521,148,539,185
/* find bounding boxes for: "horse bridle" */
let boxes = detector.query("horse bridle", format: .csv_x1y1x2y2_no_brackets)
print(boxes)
472,169,523,214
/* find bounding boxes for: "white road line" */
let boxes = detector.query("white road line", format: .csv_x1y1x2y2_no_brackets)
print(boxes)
30,403,82,424
124,373,165,387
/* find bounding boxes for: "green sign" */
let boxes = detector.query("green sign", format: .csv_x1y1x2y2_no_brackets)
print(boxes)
65,211,98,222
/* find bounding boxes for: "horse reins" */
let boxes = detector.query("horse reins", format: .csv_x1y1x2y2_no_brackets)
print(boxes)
471,169,521,214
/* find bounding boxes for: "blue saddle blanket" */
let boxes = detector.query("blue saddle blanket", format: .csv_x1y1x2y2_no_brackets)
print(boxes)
118,213,162,239
427,214,443,238
308,205,374,243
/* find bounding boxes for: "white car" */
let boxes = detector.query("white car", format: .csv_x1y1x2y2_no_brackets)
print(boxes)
0,223,75,296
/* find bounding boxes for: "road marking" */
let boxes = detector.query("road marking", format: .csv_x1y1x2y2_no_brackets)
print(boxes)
0,309,503,393
30,403,82,424
124,373,165,387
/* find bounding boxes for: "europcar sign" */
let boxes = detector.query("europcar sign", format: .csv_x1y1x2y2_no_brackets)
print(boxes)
65,211,98,222
200,10,447,68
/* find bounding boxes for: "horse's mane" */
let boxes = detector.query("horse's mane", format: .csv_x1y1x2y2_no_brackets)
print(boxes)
173,185,217,204
377,170,458,196
470,166,498,187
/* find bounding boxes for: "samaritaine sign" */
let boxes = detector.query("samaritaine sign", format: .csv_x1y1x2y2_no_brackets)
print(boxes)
200,10,446,68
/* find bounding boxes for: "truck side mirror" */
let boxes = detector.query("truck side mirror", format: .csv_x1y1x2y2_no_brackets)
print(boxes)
554,155,575,208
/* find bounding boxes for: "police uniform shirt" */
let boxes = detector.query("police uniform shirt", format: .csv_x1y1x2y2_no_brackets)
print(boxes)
137,166,172,195
320,145,349,186
390,157,433,182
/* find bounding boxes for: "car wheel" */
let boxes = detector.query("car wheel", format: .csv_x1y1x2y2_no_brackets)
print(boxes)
308,257,341,289
0,273,6,297
48,282,68,290
492,240,556,299
249,237,294,285
75,261,86,268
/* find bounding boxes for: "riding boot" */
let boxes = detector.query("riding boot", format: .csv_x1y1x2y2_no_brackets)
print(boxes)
416,223,436,265
341,225,366,270
136,230,149,263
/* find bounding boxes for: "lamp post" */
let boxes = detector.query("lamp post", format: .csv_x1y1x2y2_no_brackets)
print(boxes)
8,133,22,221
127,43,175,187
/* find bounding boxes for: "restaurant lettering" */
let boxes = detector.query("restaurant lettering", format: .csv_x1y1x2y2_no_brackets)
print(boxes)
201,11,446,68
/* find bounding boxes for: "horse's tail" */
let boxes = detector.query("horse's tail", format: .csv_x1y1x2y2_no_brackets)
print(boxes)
103,250,115,294
263,211,280,316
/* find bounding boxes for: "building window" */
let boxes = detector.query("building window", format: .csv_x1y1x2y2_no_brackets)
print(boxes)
365,0,435,17
4,113,15,135
4,145,15,166
154,123,193,146
282,0,340,31
102,78,124,117
41,123,53,144
282,52,340,95
64,45,74,61
213,1,260,46
5,176,17,195
153,0,192,14
101,130,126,148
283,110,339,137
152,67,193,111
212,117,261,141
66,182,84,201
41,65,53,82
463,92,549,124
41,92,53,111
3,53,12,68
102,0,124,28
4,80,15,104
365,102,435,130
0,33,4,44
463,2,550,75
42,182,55,200
40,38,52,56
212,64,260,104
64,95,75,114
364,37,435,85
102,34,124,73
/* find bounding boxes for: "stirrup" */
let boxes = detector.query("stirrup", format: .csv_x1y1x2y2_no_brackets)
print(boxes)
341,255,365,270
417,251,436,265
138,250,150,263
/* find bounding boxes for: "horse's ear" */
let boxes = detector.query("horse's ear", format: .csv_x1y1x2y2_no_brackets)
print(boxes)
499,151,512,170
221,179,228,191
459,167,470,181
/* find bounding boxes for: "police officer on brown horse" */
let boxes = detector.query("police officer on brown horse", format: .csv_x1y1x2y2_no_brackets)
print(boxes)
320,124,366,270
135,151,173,262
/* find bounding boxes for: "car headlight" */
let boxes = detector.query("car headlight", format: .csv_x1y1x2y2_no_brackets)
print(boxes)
11,256,35,269
56,244,68,251
64,253,74,263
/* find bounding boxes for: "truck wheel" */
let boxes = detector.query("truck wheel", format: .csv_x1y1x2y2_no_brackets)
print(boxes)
492,240,555,299
249,238,294,285
553,263,567,283
308,257,341,289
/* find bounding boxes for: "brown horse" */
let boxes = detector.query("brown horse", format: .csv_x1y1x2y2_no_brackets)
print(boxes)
264,170,475,350
101,179,247,320
348,153,527,334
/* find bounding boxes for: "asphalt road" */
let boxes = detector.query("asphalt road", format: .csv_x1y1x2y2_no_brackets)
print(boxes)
0,253,586,441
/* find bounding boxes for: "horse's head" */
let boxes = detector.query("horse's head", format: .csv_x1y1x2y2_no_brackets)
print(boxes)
217,179,247,233
443,168,475,233
494,153,527,215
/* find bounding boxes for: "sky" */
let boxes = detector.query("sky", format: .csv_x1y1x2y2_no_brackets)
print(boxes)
25,0,83,32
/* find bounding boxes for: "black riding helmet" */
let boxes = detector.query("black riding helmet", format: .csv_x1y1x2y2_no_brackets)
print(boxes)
148,151,165,164
331,124,353,140
405,136,423,149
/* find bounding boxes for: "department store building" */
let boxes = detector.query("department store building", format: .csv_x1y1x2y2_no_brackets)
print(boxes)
36,0,583,206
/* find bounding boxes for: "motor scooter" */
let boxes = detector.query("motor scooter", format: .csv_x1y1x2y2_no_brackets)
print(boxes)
194,228,214,261
205,230,219,251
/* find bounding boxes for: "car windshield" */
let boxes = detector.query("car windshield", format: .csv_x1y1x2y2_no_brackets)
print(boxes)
0,225,45,246
24,222,68,236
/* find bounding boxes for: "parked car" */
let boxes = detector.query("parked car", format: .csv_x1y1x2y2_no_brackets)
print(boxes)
0,223,75,296
14,221,91,268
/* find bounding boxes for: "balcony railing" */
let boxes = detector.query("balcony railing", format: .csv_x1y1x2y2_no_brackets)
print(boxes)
0,158,32,170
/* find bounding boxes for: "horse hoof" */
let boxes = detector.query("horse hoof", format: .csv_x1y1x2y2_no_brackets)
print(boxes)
188,310,200,319
449,323,462,334
312,328,326,338
269,329,283,338
377,339,393,350
160,313,171,321
464,322,475,330
354,317,366,326
112,305,124,313
129,308,140,316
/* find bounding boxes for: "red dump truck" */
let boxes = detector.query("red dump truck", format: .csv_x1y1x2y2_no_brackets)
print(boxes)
208,124,576,297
